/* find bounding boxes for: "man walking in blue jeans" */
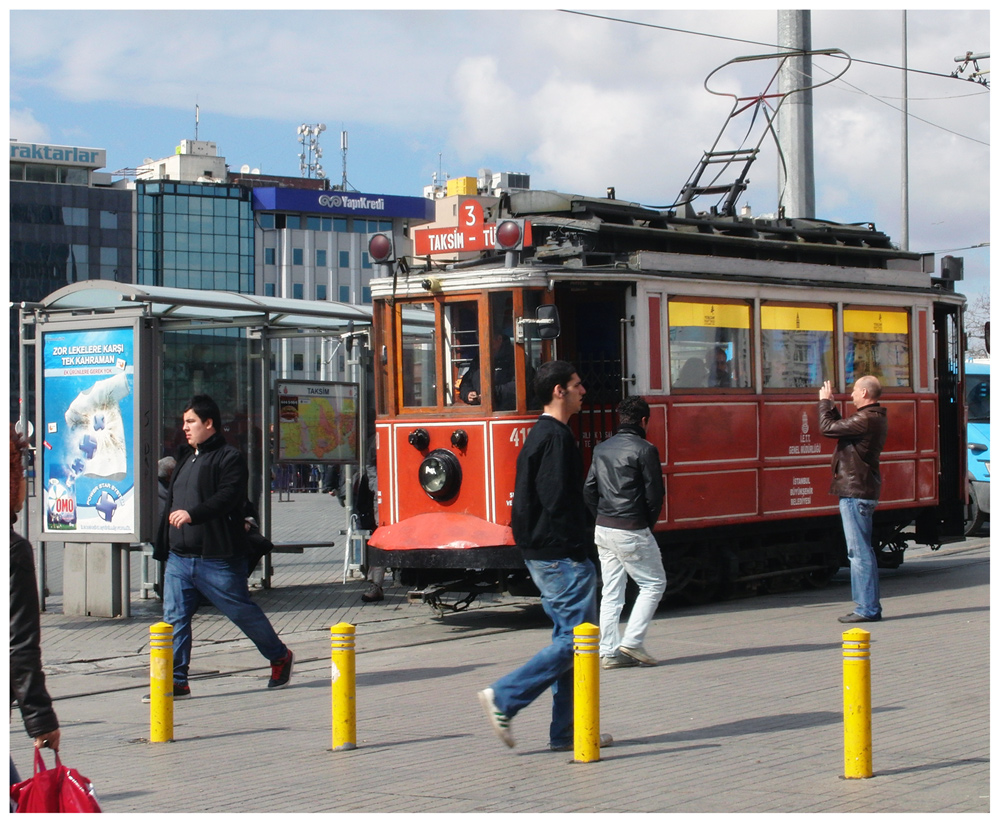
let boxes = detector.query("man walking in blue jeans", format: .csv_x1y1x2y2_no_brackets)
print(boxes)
818,376,888,623
153,395,293,698
478,361,609,752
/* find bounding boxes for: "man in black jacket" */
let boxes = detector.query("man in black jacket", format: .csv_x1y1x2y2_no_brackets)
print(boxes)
819,376,888,623
154,395,292,697
478,361,607,752
584,396,666,669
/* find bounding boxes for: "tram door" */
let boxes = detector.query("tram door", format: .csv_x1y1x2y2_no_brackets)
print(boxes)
925,302,966,540
553,285,627,462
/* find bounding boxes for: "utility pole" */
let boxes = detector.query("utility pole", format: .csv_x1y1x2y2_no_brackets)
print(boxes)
900,12,909,250
776,10,816,219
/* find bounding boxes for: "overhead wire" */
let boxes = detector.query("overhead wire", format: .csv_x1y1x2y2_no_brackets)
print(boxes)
559,10,985,84
560,10,989,147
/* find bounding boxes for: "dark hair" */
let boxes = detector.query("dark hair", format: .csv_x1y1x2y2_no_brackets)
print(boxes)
10,425,26,523
533,360,577,406
184,394,222,431
617,395,650,426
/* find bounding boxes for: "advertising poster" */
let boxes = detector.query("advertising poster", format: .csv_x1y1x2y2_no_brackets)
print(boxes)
41,327,136,535
276,381,358,464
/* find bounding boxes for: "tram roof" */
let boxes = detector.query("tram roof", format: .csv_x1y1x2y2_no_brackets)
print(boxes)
25,281,373,333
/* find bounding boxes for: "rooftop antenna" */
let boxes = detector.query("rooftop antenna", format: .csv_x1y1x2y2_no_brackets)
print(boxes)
195,103,199,141
341,130,349,189
297,123,326,179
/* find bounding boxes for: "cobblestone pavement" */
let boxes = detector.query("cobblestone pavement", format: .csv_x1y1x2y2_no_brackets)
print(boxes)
11,491,990,813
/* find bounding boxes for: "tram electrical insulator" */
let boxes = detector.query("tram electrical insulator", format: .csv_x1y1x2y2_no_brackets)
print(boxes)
368,232,395,264
494,219,526,251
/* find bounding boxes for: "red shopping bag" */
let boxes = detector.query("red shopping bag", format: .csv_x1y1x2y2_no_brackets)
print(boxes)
10,748,102,813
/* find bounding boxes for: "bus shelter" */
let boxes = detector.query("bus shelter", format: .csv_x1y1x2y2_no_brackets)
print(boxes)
17,281,373,616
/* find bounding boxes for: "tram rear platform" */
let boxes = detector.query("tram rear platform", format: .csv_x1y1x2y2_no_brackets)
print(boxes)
12,490,989,814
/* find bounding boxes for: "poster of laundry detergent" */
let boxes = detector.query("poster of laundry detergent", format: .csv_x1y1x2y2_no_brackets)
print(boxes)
41,327,136,536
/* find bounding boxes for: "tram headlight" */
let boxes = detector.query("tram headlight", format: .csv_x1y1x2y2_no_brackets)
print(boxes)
418,449,462,501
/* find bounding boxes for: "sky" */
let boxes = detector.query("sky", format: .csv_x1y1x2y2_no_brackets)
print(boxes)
9,8,991,302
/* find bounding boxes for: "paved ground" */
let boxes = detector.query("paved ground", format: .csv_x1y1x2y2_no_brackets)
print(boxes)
11,491,990,813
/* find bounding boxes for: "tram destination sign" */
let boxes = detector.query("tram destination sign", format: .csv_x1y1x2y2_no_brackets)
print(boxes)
413,199,532,255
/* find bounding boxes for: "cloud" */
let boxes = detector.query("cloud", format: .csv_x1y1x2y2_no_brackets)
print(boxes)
9,109,49,143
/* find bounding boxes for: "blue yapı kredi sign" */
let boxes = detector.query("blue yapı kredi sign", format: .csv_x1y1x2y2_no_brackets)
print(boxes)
42,328,136,535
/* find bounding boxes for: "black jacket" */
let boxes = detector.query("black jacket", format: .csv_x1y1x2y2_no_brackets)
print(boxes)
10,530,59,739
511,415,592,562
583,423,664,530
154,432,249,561
818,400,888,500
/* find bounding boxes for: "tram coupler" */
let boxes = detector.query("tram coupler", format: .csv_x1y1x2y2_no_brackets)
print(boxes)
406,574,503,614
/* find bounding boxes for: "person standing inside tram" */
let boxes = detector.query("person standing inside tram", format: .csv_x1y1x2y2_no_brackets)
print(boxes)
818,376,888,623
459,330,515,409
478,361,610,752
584,395,666,669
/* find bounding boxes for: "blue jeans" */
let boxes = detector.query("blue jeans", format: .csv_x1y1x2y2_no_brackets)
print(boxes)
840,498,881,618
595,526,666,657
489,557,597,748
163,553,287,686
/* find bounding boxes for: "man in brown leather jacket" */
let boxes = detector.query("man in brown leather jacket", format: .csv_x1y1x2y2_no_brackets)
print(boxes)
818,376,888,623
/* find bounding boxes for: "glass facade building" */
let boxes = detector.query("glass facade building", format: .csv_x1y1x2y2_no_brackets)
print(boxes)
10,176,133,421
136,181,254,292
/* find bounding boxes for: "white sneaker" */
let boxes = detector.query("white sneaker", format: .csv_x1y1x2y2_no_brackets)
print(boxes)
478,688,515,748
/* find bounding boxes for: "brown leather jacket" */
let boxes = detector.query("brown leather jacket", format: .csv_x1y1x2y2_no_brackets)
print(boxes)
818,400,888,500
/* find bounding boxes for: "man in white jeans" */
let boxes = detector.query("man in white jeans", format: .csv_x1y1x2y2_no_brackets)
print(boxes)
583,396,666,669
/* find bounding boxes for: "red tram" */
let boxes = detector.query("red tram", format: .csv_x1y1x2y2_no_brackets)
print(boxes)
365,190,967,609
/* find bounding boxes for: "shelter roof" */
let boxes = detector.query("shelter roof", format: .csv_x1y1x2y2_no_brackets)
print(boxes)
28,281,372,333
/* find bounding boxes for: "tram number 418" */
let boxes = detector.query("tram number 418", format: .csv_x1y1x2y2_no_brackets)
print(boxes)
509,427,531,448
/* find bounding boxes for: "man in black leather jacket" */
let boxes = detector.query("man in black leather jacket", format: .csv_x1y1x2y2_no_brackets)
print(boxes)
10,427,60,788
584,396,666,669
819,376,888,623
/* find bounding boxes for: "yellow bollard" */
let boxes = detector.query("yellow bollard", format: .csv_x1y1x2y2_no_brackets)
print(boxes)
573,622,601,763
842,628,872,778
149,622,174,743
331,622,357,751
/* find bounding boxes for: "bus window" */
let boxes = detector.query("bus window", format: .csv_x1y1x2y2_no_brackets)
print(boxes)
401,303,438,408
447,301,480,406
761,304,835,389
668,299,751,390
844,307,910,387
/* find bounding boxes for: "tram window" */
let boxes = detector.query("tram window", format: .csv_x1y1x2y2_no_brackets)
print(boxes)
489,292,516,410
446,301,481,406
522,291,546,410
668,299,751,390
401,303,438,407
761,304,835,389
844,307,911,387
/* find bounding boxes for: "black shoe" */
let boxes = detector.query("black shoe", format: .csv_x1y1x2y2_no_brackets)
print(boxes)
838,612,881,623
361,584,384,603
268,649,293,689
